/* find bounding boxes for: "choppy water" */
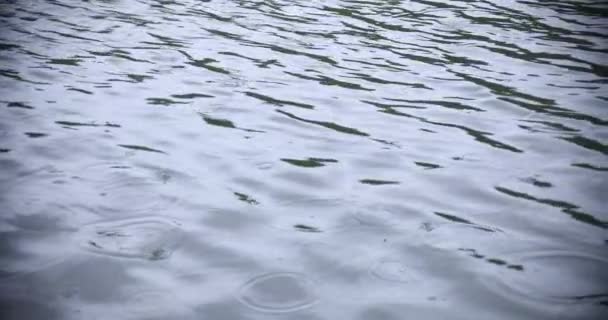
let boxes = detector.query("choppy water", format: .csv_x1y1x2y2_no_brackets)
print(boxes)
1,0,607,319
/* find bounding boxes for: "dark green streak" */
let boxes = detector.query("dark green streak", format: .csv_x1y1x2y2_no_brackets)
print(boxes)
118,144,166,154
277,110,368,137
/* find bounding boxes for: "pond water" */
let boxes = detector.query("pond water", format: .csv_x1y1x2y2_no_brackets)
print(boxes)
0,0,607,319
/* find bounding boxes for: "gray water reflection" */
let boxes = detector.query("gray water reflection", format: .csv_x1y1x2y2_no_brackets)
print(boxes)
1,0,607,319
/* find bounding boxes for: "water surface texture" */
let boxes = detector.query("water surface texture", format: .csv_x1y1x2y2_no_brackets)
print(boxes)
1,0,607,319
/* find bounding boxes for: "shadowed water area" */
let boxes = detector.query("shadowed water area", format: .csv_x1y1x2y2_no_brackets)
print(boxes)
0,0,607,319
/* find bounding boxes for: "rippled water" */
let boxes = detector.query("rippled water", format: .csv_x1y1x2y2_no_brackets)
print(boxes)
1,0,607,319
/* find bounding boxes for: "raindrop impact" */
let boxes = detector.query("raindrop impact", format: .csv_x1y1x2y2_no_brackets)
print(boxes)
237,272,318,313
77,216,183,261
369,260,411,283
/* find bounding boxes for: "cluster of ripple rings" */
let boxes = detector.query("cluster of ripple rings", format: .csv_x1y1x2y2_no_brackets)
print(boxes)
77,216,183,261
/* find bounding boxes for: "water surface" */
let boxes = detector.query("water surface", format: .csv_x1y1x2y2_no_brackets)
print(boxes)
1,0,607,319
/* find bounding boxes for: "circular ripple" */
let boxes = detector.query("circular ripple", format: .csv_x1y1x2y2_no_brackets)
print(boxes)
237,272,318,313
93,169,179,215
422,222,505,251
353,206,403,227
489,250,608,305
369,260,412,283
352,202,418,228
77,216,183,261
74,162,181,216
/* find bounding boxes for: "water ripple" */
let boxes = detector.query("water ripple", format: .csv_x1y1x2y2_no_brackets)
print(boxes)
76,216,183,261
1,0,607,319
237,272,319,313
486,249,608,306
